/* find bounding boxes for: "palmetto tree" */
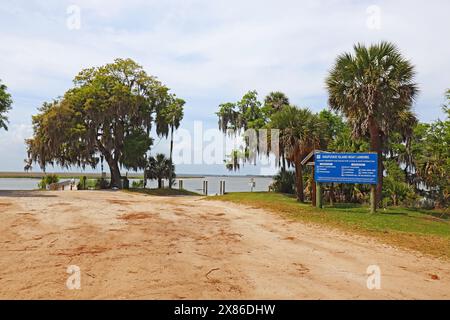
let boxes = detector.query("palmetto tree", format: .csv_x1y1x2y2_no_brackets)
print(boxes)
157,97,185,188
145,153,175,189
326,42,418,205
264,92,290,170
270,106,323,202
264,91,290,115
0,80,13,131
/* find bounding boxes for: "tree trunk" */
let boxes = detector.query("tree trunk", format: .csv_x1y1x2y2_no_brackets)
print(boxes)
312,165,316,206
169,125,174,189
368,117,383,207
108,159,122,189
295,160,304,202
158,178,162,189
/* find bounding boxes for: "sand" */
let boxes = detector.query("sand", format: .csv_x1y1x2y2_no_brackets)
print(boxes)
0,190,449,300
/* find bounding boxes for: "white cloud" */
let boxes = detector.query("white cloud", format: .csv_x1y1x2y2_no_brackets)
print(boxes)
0,0,449,171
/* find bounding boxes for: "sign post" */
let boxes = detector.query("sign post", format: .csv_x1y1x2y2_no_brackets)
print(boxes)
314,152,378,212
316,181,323,209
370,185,376,214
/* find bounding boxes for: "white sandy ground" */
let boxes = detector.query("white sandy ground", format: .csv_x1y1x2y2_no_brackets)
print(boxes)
0,190,449,300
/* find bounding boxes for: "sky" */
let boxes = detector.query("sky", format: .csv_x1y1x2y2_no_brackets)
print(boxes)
0,0,449,175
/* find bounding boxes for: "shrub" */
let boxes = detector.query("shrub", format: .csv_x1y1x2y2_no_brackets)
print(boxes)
96,178,110,190
38,174,59,190
77,176,88,190
132,180,144,188
270,170,296,194
383,176,415,206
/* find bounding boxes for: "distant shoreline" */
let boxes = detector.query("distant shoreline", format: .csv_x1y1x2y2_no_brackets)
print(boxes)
0,172,274,179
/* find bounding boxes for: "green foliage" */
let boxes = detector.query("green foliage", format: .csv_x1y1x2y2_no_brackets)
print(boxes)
122,128,153,171
132,180,144,188
96,178,110,190
145,154,175,188
216,90,266,133
383,161,415,206
26,58,183,188
270,170,296,194
38,174,59,189
0,80,12,131
156,97,185,137
77,176,88,190
411,106,450,208
319,110,369,152
326,42,418,204
263,91,290,117
326,42,418,141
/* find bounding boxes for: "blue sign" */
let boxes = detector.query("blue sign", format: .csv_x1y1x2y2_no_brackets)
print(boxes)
314,152,378,185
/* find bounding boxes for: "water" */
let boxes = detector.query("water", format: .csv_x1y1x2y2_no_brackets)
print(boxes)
0,176,274,194
0,178,40,190
133,176,274,195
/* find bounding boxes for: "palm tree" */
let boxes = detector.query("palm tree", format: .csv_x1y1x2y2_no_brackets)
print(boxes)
270,106,323,202
326,42,418,206
0,80,13,131
145,153,175,189
264,92,290,170
264,92,290,114
157,97,184,188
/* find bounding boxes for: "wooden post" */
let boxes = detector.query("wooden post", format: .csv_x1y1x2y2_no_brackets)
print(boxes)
312,166,316,207
316,182,323,209
219,180,225,195
250,178,255,192
370,185,377,213
203,181,208,195
179,180,183,190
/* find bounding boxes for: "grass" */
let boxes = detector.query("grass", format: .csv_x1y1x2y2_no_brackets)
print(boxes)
210,192,450,259
125,188,201,196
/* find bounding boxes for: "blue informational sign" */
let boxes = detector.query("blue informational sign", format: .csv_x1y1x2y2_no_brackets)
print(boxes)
314,152,378,185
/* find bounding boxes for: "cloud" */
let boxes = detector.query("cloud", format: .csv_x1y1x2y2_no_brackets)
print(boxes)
0,0,449,172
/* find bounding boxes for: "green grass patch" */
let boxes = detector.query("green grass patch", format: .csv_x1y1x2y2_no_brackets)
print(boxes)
125,188,201,197
211,192,450,259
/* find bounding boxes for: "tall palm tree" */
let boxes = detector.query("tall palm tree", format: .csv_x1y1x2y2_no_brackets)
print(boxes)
157,97,184,188
326,42,418,205
270,106,323,202
264,91,290,114
0,80,13,131
264,92,290,170
145,153,175,189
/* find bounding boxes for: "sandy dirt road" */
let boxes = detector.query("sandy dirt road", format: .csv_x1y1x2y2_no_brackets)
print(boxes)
0,190,449,300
